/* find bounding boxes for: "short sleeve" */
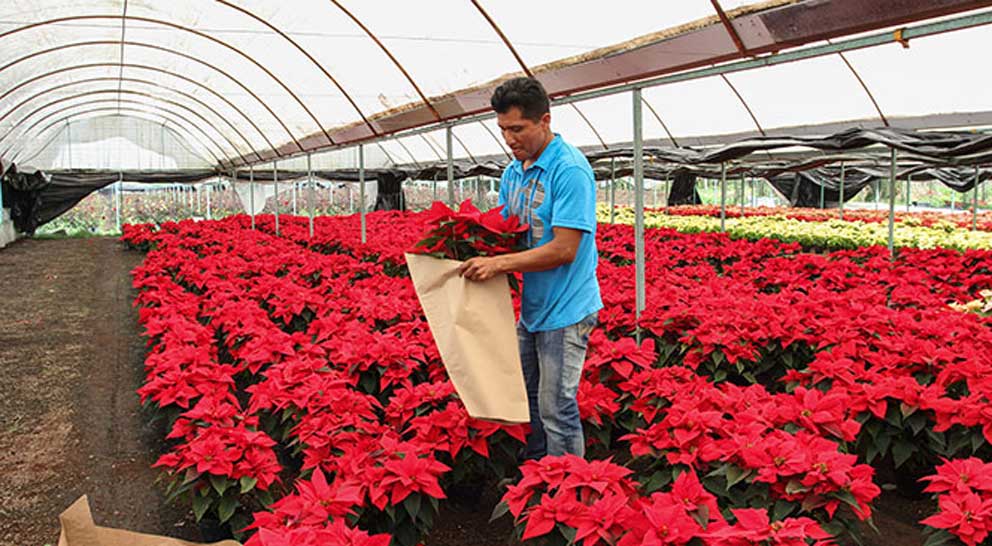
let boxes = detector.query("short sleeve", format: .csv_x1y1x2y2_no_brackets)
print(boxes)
550,165,596,232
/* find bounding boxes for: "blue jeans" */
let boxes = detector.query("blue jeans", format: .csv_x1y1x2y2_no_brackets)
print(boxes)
518,312,598,459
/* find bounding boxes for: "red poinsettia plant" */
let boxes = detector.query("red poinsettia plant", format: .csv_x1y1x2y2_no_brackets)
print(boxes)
410,199,529,261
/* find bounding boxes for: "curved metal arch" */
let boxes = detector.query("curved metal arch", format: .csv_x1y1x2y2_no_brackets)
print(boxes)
826,39,889,127
17,112,217,168
450,130,479,164
0,89,246,162
1,62,279,155
212,0,375,142
468,0,608,150
641,96,680,148
2,97,234,165
0,15,331,149
10,107,225,166
1,75,263,161
6,100,230,166
419,134,446,161
477,120,512,160
326,0,441,121
0,40,300,153
720,74,766,136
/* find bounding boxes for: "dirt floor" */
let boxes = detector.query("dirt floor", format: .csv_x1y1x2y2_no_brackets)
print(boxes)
0,237,929,546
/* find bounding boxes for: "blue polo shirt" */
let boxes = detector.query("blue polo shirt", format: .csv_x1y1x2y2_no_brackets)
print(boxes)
498,134,602,332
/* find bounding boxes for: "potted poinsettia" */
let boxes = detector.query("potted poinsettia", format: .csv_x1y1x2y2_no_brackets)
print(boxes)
405,199,532,424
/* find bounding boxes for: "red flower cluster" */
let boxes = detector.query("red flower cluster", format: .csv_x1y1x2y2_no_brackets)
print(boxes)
121,205,992,545
920,458,992,546
411,199,528,260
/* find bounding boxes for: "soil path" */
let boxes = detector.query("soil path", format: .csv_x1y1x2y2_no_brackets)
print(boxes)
0,237,197,546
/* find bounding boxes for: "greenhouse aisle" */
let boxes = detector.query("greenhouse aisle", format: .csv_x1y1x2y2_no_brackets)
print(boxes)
0,238,197,545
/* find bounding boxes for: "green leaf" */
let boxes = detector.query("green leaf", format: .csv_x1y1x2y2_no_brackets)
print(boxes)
772,500,796,521
209,474,229,496
239,476,257,494
404,493,422,521
923,529,956,546
892,440,916,469
218,496,238,523
558,524,577,544
490,501,510,523
726,465,752,488
192,494,211,522
971,433,986,453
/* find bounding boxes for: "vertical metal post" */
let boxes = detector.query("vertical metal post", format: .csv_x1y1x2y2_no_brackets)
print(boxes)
839,162,845,220
906,174,911,212
740,174,745,214
249,166,256,230
446,126,455,206
432,173,438,202
273,160,280,236
875,179,880,210
632,89,646,340
307,153,314,238
292,180,298,216
359,144,367,244
664,172,671,215
115,171,122,232
974,166,980,231
476,176,484,208
206,183,211,220
720,163,727,232
888,149,897,259
609,158,616,224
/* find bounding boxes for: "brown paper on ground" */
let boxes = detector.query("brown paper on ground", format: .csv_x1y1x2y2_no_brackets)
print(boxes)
405,253,530,423
58,495,241,546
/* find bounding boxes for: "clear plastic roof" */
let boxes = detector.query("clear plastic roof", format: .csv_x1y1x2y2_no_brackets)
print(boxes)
1,1,991,171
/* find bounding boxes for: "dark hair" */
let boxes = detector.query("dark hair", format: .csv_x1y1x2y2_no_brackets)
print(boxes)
490,77,550,121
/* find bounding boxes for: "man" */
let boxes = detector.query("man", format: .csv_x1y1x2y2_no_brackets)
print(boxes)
459,77,602,459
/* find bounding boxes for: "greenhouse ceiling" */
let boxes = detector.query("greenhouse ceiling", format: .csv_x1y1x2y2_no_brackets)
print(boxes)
2,0,992,172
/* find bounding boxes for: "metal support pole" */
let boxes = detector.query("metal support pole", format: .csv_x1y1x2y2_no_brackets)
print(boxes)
307,153,314,238
432,174,438,202
819,178,825,209
249,166,256,230
839,162,845,220
115,171,122,232
476,176,484,208
359,144,367,244
446,127,455,206
273,160,280,236
664,173,671,215
292,180,298,216
875,179,880,210
206,183,211,220
974,166,980,231
740,174,746,214
906,174,911,212
632,89,646,340
888,149,897,259
720,163,727,232
609,158,616,224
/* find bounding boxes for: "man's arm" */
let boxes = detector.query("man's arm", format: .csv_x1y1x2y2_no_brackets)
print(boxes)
458,226,582,281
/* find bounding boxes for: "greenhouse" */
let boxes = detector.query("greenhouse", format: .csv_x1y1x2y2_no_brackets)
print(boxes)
4,1,992,545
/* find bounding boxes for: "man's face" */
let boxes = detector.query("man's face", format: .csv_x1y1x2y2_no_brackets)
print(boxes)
496,106,551,162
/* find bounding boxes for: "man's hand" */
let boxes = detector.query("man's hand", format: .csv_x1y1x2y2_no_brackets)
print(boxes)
458,255,505,281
